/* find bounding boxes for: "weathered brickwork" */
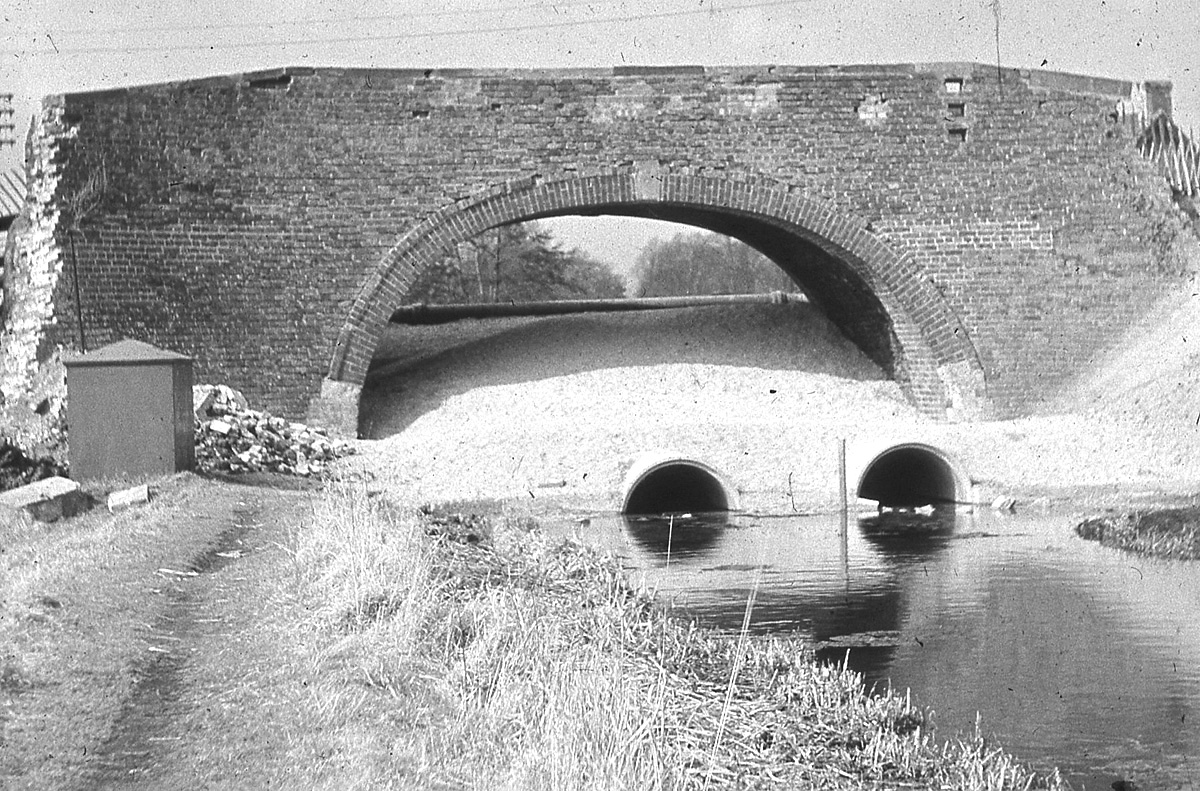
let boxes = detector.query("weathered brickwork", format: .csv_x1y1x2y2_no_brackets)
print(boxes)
1,102,69,402
2,62,1190,431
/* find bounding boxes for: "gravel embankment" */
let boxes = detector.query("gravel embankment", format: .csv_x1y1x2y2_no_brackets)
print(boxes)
350,299,1200,513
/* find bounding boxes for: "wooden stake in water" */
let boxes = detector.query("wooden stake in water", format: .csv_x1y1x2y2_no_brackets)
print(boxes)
666,514,674,571
838,438,849,582
838,438,848,515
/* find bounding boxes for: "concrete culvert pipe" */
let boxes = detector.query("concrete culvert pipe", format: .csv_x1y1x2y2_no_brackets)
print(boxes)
856,443,968,508
621,452,739,515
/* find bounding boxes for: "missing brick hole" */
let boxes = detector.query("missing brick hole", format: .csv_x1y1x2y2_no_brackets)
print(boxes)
248,74,292,90
857,93,889,124
948,102,965,118
945,78,964,94
490,103,503,111
948,127,968,143
412,109,430,119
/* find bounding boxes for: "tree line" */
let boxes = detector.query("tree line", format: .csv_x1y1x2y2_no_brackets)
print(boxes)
405,221,795,304
631,231,794,297
406,223,626,304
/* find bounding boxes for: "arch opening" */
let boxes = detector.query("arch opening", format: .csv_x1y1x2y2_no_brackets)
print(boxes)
623,461,733,515
857,444,964,508
534,203,901,379
325,171,988,434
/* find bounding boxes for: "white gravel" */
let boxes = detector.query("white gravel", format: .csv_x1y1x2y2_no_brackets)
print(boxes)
346,299,1200,513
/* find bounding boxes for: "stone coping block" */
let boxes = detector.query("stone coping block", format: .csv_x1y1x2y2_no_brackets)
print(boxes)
0,476,92,523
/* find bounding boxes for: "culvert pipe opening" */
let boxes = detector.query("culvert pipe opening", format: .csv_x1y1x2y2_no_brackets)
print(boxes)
622,459,736,515
857,444,964,508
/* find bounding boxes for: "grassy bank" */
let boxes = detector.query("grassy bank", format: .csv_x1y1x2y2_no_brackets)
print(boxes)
1,478,1065,788
1076,507,1200,560
294,486,1065,789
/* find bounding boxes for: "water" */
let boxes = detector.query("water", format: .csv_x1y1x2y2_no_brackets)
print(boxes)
555,508,1200,790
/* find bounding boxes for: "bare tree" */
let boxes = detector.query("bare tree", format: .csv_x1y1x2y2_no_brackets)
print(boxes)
61,155,107,352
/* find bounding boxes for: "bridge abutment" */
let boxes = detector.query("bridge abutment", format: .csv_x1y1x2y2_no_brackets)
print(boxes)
307,379,362,439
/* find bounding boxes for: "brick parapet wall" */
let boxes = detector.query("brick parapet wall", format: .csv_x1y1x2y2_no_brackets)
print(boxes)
4,62,1189,422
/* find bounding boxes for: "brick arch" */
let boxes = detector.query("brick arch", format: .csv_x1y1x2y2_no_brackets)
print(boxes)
325,168,986,422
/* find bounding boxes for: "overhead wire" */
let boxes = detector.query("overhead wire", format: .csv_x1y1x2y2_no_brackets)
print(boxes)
2,0,806,56
39,0,622,38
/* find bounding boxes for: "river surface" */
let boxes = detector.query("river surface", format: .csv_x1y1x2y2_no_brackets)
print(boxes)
553,508,1200,791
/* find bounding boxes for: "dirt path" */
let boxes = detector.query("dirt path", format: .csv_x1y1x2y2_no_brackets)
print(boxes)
0,476,321,790
75,493,296,789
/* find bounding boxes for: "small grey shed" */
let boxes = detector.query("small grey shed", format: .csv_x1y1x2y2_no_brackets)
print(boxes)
64,340,195,481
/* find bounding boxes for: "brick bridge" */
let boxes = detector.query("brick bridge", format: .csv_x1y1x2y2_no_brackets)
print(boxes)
1,62,1189,435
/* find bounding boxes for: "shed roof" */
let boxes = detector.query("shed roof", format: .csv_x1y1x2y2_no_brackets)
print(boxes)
64,339,192,367
0,168,24,218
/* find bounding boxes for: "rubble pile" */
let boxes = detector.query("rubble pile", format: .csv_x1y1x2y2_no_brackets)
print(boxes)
0,439,67,492
193,385,354,476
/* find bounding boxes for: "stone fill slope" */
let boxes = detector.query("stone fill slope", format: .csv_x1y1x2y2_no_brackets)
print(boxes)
353,300,1200,512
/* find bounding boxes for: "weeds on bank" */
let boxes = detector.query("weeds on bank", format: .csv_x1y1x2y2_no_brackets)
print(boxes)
1077,506,1200,560
293,486,1064,790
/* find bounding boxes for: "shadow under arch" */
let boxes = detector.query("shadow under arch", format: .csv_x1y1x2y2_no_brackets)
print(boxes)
321,168,986,430
621,452,740,515
856,442,972,508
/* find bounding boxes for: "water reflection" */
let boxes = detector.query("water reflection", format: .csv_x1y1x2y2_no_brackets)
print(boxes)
622,512,729,560
616,510,911,643
558,507,1200,791
857,508,957,557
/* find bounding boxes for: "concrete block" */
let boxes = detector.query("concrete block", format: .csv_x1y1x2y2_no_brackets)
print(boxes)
107,483,150,513
0,476,91,524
